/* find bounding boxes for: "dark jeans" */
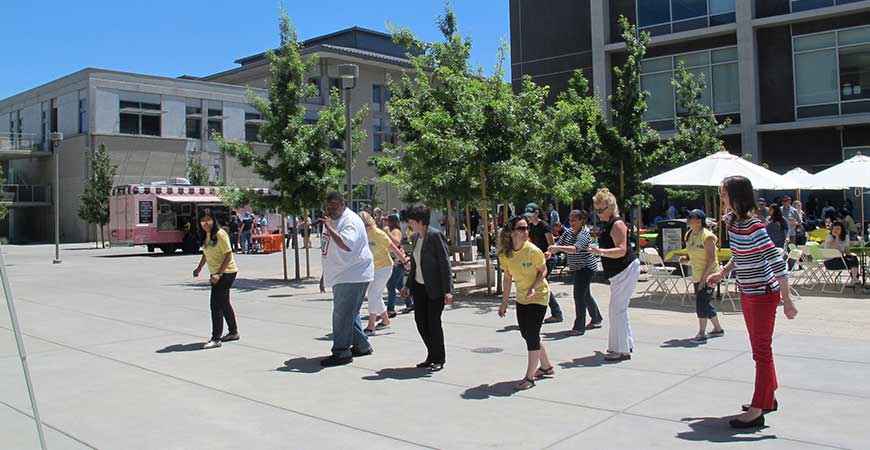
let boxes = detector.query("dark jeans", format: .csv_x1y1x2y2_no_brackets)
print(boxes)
229,232,239,252
572,268,603,331
694,282,717,319
410,281,445,364
516,302,547,351
825,255,859,270
210,272,238,340
386,264,412,311
546,259,562,318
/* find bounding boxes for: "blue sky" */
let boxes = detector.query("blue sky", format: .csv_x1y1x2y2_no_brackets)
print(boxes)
0,0,510,100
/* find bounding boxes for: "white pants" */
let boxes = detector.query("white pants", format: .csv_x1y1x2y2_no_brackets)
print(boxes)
366,266,392,315
608,259,640,354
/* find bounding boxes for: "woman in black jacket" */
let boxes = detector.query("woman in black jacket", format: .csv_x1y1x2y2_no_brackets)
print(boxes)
401,204,453,372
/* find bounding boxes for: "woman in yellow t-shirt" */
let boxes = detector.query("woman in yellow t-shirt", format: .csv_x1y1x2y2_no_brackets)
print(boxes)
498,216,554,391
360,212,407,334
193,209,239,350
679,209,724,344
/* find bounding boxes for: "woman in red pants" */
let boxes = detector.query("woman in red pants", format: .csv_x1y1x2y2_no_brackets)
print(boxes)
707,175,798,429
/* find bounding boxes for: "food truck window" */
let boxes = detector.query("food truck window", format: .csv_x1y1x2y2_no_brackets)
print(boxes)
138,201,153,224
156,199,179,232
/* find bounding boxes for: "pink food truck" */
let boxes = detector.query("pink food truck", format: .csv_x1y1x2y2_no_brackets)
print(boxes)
109,183,271,254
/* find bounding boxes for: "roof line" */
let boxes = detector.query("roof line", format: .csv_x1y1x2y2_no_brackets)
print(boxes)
234,26,394,65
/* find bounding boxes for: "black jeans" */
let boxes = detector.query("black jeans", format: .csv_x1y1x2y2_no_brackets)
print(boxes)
694,282,717,319
210,272,238,340
410,282,446,364
572,268,603,331
516,302,547,351
546,259,563,318
824,255,859,270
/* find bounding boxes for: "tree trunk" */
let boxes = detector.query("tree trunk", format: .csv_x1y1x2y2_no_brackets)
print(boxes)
281,214,288,281
447,200,457,262
293,223,301,281
480,167,492,295
503,200,509,223
304,209,311,279
465,206,472,246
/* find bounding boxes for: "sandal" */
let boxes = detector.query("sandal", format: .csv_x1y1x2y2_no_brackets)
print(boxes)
514,377,536,391
534,366,555,378
603,352,631,361
567,329,585,336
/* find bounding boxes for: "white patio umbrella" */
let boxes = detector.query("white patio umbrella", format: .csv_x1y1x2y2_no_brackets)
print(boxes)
807,154,870,241
644,150,800,190
783,167,816,202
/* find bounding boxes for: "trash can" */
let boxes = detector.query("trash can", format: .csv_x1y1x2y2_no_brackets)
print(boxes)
656,220,688,267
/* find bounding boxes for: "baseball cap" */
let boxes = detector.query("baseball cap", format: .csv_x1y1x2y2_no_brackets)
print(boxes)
687,209,707,221
523,203,541,217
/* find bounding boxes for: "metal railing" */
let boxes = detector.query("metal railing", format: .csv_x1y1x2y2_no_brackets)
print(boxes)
1,184,50,204
0,133,39,152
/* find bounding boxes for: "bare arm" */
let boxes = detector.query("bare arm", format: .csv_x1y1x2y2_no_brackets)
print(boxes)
700,236,717,283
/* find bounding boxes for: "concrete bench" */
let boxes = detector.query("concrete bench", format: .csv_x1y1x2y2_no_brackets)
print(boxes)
451,262,495,287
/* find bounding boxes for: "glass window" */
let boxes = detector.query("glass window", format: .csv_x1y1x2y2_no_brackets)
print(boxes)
329,78,342,92
839,44,870,102
791,0,833,12
711,47,738,63
78,97,88,134
839,26,870,46
185,104,201,139
119,100,162,136
642,57,673,73
207,107,222,139
141,115,160,136
638,0,671,27
672,0,707,21
245,112,262,143
712,63,740,113
642,72,675,121
794,33,836,52
709,0,736,14
675,51,710,68
373,123,382,151
795,49,839,106
120,113,139,135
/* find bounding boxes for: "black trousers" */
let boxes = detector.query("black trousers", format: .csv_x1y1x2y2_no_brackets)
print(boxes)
210,272,238,340
694,282,717,319
410,282,446,364
516,302,547,351
572,268,603,331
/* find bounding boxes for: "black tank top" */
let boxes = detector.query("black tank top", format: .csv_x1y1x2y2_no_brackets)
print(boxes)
599,217,636,279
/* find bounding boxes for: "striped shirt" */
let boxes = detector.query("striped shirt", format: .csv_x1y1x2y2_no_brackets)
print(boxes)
556,227,598,271
727,216,788,295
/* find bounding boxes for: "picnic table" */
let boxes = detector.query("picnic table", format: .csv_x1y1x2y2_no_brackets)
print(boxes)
850,245,870,289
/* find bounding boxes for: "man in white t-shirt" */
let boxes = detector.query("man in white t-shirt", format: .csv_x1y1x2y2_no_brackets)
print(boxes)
319,192,374,367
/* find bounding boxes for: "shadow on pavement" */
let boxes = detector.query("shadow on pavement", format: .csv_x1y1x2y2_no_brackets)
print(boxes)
661,338,704,348
559,352,605,369
542,330,577,341
100,252,188,258
447,295,500,315
629,295,696,314
496,325,520,333
314,333,334,341
362,367,431,381
460,380,524,399
156,343,205,353
677,416,776,443
276,357,325,374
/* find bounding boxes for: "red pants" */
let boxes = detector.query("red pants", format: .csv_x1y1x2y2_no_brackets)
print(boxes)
741,291,779,410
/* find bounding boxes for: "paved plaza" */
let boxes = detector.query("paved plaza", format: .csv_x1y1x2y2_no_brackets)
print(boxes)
1,241,869,449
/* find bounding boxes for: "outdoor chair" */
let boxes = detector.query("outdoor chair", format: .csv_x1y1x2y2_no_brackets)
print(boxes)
797,245,826,290
639,248,690,304
817,248,851,294
785,249,804,300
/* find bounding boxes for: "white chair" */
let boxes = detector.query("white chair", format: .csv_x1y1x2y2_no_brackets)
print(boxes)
639,248,690,304
817,248,851,294
785,249,804,300
718,269,740,312
797,245,826,290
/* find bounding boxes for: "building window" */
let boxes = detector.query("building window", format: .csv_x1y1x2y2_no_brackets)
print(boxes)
329,77,342,93
245,112,263,142
119,100,162,136
636,0,736,37
794,25,870,119
185,101,202,139
641,46,740,131
207,103,223,140
372,119,394,152
41,108,48,144
791,0,864,13
78,97,88,134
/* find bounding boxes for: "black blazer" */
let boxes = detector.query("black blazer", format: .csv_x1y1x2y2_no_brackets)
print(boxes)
405,227,454,299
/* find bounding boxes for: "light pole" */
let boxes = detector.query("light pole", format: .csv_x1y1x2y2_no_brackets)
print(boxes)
338,64,358,209
50,132,63,264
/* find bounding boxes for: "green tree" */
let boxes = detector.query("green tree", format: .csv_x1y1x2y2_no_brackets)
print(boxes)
214,11,366,280
187,157,209,186
78,144,118,248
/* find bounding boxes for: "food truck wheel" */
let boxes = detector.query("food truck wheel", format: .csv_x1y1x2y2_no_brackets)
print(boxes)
147,245,155,253
159,244,178,254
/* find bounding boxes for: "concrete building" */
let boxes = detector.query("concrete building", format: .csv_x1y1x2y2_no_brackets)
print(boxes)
0,27,412,243
510,0,870,198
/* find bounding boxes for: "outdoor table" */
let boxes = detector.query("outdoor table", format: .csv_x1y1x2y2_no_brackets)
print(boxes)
849,246,870,290
665,248,732,263
639,233,658,248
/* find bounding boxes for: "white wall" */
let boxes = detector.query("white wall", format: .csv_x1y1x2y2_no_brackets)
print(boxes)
223,101,246,141
57,91,79,136
94,88,119,133
21,104,40,136
162,95,186,138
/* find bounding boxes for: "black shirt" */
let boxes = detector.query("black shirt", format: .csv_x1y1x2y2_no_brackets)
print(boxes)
599,217,637,279
229,220,240,233
527,220,551,252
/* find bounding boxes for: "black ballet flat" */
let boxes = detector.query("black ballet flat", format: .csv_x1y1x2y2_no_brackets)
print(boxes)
741,399,778,414
729,414,765,429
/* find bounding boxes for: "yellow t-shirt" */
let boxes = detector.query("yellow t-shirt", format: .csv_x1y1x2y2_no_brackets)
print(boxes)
203,229,238,275
686,228,717,283
368,226,394,270
499,241,550,305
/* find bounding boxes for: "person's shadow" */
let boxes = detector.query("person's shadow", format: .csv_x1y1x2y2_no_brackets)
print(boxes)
542,330,575,341
362,367,431,381
156,343,205,353
276,357,325,374
677,416,775,443
559,351,605,369
460,380,524,400
496,325,520,333
661,338,703,348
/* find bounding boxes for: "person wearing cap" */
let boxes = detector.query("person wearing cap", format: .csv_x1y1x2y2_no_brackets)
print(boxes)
680,209,724,344
524,202,564,323
756,198,769,222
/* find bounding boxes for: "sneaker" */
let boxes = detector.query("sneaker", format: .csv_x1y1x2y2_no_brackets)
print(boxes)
375,322,391,331
387,311,398,319
364,328,375,336
202,339,222,349
352,347,373,357
543,316,564,324
220,332,240,342
416,360,432,368
320,355,353,367
708,329,725,338
690,333,708,344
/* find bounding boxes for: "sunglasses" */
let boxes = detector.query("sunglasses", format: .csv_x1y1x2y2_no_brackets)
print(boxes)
594,206,609,213
513,226,529,232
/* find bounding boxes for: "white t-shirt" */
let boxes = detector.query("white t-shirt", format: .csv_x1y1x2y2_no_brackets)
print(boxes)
321,208,374,287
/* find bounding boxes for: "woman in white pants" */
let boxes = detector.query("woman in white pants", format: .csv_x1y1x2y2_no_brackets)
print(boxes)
361,212,407,335
589,188,640,362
